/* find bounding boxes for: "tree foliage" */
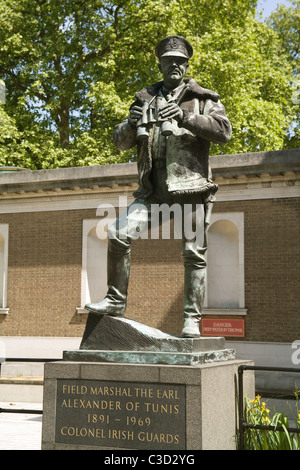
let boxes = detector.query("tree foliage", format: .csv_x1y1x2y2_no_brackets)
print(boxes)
0,0,298,169
266,0,300,148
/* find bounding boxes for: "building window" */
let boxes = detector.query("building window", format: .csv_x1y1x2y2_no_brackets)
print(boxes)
204,213,247,315
78,220,108,312
0,224,9,314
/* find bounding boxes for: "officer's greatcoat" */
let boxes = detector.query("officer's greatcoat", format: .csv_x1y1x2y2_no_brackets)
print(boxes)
113,78,232,203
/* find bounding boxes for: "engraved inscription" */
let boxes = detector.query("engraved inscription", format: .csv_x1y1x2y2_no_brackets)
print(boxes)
55,380,186,449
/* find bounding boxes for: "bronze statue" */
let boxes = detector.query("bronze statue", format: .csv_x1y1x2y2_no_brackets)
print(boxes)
85,36,232,338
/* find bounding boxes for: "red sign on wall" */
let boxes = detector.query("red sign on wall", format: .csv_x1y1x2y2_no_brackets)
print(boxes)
201,318,245,337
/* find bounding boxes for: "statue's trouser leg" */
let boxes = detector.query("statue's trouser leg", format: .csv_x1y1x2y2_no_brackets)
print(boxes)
181,204,208,338
85,199,150,316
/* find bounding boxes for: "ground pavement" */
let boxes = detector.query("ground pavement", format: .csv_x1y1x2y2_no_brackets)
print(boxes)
0,402,42,450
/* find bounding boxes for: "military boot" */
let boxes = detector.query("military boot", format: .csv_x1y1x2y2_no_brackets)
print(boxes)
181,267,206,338
85,247,130,317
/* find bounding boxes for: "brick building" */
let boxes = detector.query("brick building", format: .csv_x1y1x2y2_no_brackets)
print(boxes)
0,149,299,391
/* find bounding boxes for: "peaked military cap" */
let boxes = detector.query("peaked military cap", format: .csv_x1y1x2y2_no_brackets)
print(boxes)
155,35,193,60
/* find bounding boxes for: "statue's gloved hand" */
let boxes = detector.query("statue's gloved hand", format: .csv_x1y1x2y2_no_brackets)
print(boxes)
158,102,183,122
128,105,143,125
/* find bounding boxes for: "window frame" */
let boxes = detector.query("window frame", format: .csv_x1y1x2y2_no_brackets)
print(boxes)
0,224,9,314
203,212,247,316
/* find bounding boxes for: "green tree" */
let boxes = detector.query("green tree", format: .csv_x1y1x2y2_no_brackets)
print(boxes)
266,0,300,148
0,0,297,169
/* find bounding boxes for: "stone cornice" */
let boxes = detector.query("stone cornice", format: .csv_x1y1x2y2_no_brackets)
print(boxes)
210,149,300,177
0,149,299,200
0,162,137,197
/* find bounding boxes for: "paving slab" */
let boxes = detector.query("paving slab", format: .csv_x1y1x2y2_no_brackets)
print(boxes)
0,402,42,450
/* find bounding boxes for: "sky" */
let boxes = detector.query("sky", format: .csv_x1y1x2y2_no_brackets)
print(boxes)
256,0,292,19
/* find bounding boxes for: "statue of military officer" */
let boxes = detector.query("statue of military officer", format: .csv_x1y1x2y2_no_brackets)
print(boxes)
85,36,232,338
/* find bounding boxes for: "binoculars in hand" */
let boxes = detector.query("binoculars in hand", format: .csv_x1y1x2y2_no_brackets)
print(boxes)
136,100,173,140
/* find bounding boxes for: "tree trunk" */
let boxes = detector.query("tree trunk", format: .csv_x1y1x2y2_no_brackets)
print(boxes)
58,106,70,149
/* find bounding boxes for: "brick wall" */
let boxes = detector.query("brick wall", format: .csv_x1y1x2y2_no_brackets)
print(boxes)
215,197,299,343
0,196,299,342
0,210,93,337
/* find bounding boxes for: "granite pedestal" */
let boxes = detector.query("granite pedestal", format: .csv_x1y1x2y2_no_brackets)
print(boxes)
42,315,254,450
42,358,254,450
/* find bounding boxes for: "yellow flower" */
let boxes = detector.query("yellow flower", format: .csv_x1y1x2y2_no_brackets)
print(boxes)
261,402,270,414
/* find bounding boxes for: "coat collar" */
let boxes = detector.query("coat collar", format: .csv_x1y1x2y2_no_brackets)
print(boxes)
135,78,220,104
